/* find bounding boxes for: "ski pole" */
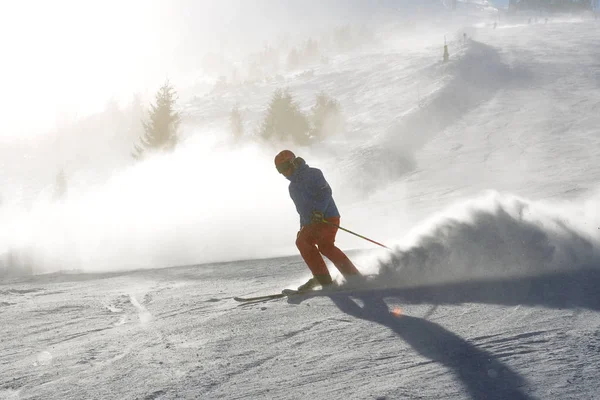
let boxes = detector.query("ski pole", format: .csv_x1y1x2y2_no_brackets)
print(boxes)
322,219,390,250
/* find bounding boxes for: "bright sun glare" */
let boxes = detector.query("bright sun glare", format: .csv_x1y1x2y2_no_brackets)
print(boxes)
0,0,168,137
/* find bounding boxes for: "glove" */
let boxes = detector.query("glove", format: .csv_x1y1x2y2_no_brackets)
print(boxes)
311,211,325,224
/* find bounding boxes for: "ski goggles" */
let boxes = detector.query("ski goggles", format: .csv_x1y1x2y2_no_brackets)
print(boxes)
276,160,294,174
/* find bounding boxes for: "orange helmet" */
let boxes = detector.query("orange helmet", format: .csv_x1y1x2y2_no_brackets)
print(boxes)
274,150,296,173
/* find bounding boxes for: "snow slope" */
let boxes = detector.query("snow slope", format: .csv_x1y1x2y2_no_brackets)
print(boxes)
2,9,600,400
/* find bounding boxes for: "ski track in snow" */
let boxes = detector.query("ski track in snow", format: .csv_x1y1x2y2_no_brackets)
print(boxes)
2,12,600,400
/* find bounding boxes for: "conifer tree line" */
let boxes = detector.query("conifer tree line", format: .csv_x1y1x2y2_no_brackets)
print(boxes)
230,88,343,146
207,24,376,91
508,0,595,10
128,80,343,162
129,23,371,158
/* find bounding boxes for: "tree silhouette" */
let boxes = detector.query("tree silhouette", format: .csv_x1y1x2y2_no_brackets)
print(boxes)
133,81,181,159
310,92,342,140
230,104,244,140
54,169,68,200
287,48,300,70
260,88,309,145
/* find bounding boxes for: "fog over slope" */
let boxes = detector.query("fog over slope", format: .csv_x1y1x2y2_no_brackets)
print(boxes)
1,1,598,280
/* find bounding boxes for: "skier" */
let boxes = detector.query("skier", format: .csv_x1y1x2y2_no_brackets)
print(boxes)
274,150,361,291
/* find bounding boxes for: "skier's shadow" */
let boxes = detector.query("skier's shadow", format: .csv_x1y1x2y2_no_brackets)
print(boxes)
325,293,533,400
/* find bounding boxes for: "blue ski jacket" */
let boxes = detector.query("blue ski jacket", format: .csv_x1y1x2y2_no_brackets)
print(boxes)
287,158,340,227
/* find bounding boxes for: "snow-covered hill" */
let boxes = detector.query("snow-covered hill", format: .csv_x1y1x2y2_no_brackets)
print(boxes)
1,5,600,400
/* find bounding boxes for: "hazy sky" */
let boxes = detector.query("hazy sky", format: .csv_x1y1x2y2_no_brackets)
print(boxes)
0,0,171,136
0,0,367,137
0,0,498,138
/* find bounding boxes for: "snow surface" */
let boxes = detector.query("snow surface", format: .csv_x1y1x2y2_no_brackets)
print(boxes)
2,7,600,400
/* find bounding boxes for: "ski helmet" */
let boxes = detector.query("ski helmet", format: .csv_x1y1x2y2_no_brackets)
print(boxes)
274,150,296,173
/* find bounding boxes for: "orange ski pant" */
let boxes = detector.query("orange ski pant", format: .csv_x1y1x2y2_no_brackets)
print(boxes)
295,217,360,277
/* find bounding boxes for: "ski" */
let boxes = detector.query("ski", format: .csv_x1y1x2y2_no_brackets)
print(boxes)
233,293,286,302
233,289,307,303
234,280,379,303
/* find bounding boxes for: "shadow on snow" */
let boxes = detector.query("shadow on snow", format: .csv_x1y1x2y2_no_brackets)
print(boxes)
326,293,532,400
285,267,600,399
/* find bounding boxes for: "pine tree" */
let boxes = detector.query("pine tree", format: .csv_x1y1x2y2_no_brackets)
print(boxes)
53,169,68,200
260,89,309,146
303,38,320,63
129,93,145,137
287,48,300,70
230,104,244,140
310,92,342,140
133,81,181,159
